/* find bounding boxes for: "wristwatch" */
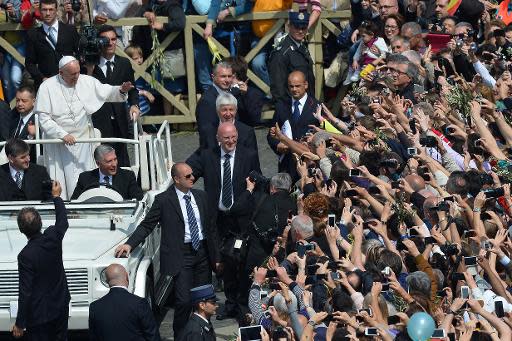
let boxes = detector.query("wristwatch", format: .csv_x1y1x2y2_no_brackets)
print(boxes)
307,320,316,327
473,207,481,213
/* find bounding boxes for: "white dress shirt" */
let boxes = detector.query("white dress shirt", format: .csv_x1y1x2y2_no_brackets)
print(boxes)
290,93,308,117
218,148,235,211
9,164,24,184
175,187,204,243
99,56,116,78
42,20,59,48
98,170,112,185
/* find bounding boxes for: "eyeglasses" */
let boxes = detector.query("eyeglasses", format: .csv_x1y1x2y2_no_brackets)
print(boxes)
385,67,408,76
385,25,398,30
184,173,193,179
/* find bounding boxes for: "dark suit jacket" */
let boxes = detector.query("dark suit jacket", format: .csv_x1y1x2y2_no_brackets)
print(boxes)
126,185,219,276
266,95,320,177
0,163,51,201
8,111,37,161
0,100,12,142
195,86,219,133
71,168,143,201
24,22,79,87
16,197,70,329
91,56,138,140
186,145,261,216
198,120,258,155
89,287,160,341
234,86,265,127
178,313,216,341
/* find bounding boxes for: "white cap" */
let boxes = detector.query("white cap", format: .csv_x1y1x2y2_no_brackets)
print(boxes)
58,56,77,69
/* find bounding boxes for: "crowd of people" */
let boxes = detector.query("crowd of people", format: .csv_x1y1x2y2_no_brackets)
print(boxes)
3,0,512,341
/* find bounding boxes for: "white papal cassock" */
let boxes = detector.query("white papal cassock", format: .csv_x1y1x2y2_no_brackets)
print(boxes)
35,74,127,199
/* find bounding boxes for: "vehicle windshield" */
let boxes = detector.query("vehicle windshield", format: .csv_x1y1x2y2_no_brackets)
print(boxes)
0,202,138,222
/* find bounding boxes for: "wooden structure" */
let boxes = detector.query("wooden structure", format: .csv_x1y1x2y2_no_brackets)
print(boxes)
0,10,350,125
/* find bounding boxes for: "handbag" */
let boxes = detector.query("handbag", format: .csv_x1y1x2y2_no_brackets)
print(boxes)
161,48,186,79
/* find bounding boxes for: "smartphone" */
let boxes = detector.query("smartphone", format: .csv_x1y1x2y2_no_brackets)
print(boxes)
349,169,361,177
358,307,373,316
268,282,281,291
409,119,417,135
368,186,381,195
260,290,268,299
432,329,446,338
496,300,505,318
444,196,454,202
437,289,447,297
391,181,400,189
407,147,417,156
307,264,320,275
307,168,317,178
365,327,378,336
381,266,391,277
408,228,419,236
387,315,400,325
239,325,263,341
485,187,505,198
328,214,336,227
266,270,277,278
263,310,272,319
464,256,477,266
345,189,358,197
460,285,470,299
463,230,477,238
421,173,431,181
297,242,315,257
331,272,340,280
451,272,465,281
424,236,435,244
448,332,456,341
381,282,390,292
482,240,491,251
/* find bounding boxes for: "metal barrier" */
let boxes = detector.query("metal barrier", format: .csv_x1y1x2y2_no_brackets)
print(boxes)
0,10,351,125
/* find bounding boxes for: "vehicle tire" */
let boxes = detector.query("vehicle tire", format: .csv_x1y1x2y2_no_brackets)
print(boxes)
145,274,157,314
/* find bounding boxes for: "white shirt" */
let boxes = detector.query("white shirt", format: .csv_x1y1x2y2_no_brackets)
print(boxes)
42,20,59,48
194,313,210,324
99,56,116,78
291,93,308,117
98,170,112,185
9,164,23,184
110,285,128,291
218,148,235,211
175,187,204,243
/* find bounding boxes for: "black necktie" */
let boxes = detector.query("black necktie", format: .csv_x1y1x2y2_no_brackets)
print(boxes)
103,175,110,185
221,154,233,208
106,61,113,80
14,118,23,137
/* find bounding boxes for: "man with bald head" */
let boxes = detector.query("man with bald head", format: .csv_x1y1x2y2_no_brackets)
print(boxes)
115,161,220,337
268,70,320,179
35,56,134,199
186,121,261,321
88,264,160,340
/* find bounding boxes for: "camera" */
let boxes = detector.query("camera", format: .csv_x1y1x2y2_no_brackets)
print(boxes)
230,83,241,97
419,136,437,147
0,3,7,10
71,0,81,12
440,243,459,256
78,25,110,64
248,170,270,190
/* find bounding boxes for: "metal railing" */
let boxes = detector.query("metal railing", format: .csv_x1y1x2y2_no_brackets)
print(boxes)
0,10,351,125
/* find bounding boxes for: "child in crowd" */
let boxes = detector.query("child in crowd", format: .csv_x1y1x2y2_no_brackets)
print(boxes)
345,21,388,84
124,45,155,116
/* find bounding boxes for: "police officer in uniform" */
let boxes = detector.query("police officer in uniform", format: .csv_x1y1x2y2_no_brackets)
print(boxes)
178,284,218,341
268,11,315,102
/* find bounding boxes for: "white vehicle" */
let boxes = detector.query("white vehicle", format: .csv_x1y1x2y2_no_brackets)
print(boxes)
0,121,174,331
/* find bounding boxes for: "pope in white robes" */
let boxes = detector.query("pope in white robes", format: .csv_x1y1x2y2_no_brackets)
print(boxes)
35,56,134,199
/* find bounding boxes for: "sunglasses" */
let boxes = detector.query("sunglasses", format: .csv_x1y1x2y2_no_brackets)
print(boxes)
184,173,193,179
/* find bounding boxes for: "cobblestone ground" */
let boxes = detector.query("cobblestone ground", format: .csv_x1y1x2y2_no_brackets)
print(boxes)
20,127,277,341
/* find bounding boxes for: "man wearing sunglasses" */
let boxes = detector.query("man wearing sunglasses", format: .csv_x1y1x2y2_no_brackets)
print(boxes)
115,162,221,338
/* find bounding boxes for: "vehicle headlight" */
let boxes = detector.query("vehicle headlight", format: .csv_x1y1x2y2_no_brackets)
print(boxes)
99,268,109,287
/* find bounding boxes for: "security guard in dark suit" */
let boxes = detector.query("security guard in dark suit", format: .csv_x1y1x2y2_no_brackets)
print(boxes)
178,284,218,341
268,11,315,102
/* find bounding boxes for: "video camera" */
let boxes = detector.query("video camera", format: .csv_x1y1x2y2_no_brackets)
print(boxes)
71,0,81,12
78,25,109,64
